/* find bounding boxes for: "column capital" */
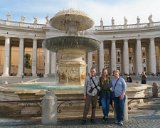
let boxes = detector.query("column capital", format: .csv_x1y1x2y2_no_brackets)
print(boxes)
99,39,105,42
150,37,155,41
136,38,141,40
18,37,24,39
99,40,104,43
123,39,129,41
32,38,38,41
111,40,116,43
5,36,10,39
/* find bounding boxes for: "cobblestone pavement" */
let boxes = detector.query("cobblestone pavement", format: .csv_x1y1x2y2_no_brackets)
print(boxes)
0,99,160,128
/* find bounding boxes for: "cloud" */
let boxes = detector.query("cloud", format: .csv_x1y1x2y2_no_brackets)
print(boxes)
74,0,160,25
0,0,160,25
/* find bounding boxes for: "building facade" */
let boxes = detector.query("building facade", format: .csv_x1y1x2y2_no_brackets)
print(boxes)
0,16,160,77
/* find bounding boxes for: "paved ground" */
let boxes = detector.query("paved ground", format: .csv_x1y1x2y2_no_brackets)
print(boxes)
0,99,159,128
0,76,159,127
0,75,160,85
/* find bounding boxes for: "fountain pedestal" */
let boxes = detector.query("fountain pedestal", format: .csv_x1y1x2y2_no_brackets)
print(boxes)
58,49,86,85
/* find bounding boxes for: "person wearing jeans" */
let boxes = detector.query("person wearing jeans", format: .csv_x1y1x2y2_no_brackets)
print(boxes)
98,68,111,123
110,70,127,126
81,67,99,125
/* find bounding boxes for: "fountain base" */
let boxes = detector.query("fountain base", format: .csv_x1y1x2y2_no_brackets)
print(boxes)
58,49,86,85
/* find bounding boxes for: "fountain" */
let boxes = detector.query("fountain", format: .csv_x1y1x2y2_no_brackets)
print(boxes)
0,8,100,119
42,8,100,85
0,8,153,120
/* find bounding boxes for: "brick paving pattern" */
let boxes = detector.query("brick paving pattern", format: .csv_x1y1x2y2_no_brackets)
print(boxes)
0,99,159,128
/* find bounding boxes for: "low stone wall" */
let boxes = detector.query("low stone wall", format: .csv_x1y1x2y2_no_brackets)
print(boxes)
126,83,152,109
0,82,154,119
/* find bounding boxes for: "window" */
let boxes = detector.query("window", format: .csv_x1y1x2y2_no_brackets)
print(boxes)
117,58,120,63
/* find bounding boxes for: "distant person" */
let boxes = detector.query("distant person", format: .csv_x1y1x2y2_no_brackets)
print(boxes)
110,70,127,126
126,74,132,83
98,68,111,123
141,71,147,84
21,73,24,79
81,67,100,125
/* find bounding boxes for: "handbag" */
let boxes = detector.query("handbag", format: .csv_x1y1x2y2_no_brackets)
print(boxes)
111,78,119,99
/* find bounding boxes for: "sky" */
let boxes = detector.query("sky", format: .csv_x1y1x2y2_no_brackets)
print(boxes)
0,0,160,26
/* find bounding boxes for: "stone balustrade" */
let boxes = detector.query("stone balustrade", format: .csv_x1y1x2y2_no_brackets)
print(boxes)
95,21,160,31
0,19,45,29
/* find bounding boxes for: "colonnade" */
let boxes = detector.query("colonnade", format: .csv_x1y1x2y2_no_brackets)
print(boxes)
0,36,159,76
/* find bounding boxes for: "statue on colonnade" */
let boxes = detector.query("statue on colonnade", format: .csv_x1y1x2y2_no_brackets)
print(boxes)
100,18,103,27
148,14,153,23
20,16,25,23
33,17,38,24
6,12,11,21
45,16,49,24
124,16,127,25
137,16,140,24
111,17,115,26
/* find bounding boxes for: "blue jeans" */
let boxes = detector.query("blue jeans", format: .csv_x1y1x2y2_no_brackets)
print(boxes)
101,92,110,118
114,95,126,122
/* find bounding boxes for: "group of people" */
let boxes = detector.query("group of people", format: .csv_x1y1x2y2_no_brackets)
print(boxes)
82,67,127,126
126,71,147,84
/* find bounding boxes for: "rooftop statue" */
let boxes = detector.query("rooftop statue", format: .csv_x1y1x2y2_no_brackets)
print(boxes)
111,17,115,26
20,16,25,23
124,16,127,25
33,17,38,24
45,16,49,24
148,14,153,23
6,12,11,21
100,18,103,27
137,16,140,24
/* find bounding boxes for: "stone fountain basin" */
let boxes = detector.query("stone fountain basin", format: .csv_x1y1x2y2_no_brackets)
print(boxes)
42,36,100,52
0,82,152,117
50,8,94,31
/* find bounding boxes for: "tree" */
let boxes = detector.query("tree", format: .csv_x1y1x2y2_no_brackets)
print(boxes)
24,53,31,69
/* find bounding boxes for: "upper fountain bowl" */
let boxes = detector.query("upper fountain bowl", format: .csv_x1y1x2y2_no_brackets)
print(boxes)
50,8,94,31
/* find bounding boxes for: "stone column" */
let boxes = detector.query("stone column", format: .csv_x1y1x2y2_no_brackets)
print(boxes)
51,52,56,75
44,49,51,77
123,39,129,74
124,95,128,121
111,40,116,73
17,38,24,77
136,39,142,75
149,38,156,74
32,39,37,76
42,91,57,124
2,37,10,77
159,46,160,72
99,41,104,73
87,52,92,74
